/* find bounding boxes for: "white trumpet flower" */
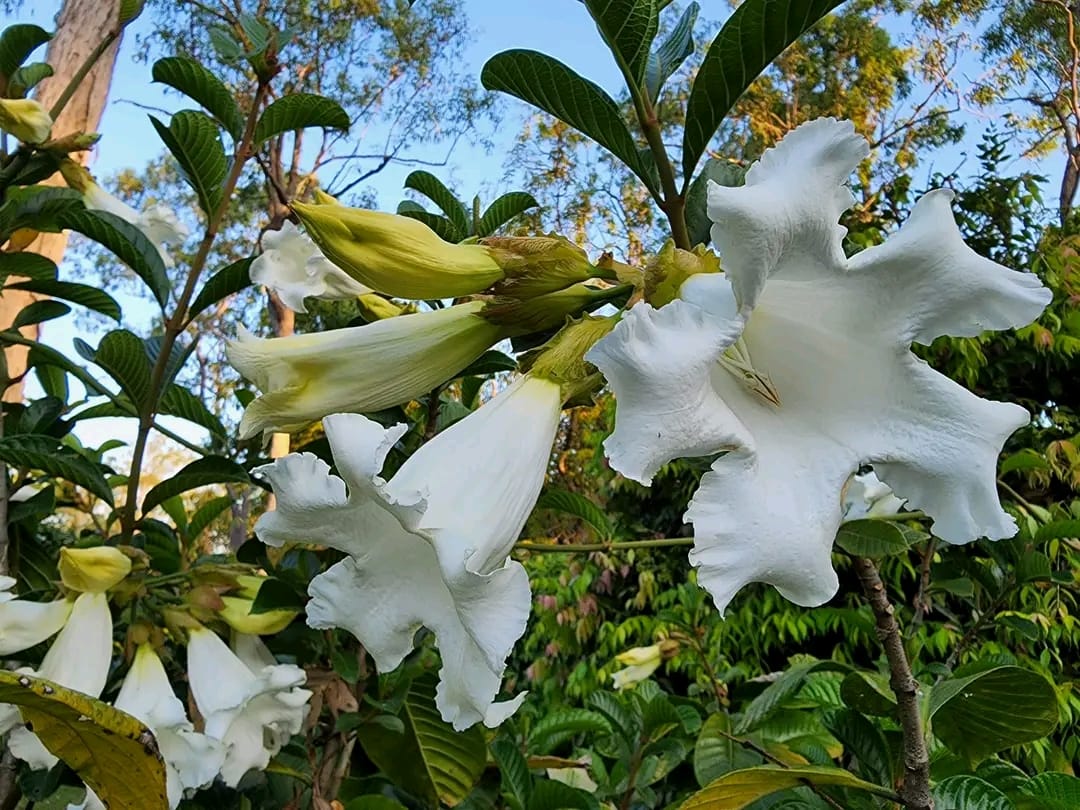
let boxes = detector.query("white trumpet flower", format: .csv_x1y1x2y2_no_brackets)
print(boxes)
68,644,224,810
843,470,906,521
586,118,1051,614
1,593,113,769
250,221,372,313
254,374,563,729
0,578,72,656
187,628,310,787
227,301,503,439
84,184,188,268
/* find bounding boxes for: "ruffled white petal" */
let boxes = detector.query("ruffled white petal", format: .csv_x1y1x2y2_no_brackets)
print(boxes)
847,189,1053,345
585,274,750,485
84,187,186,268
708,118,869,311
0,597,73,655
842,470,905,520
227,301,502,438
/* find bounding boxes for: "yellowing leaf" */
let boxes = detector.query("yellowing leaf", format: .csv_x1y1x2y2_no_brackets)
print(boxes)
681,764,896,809
0,671,168,810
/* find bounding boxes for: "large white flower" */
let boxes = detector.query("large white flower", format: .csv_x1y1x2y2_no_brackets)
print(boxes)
187,628,310,787
227,301,503,439
250,221,373,313
586,118,1051,614
0,578,72,656
68,644,224,810
0,593,113,768
254,374,562,729
84,184,189,267
843,470,906,521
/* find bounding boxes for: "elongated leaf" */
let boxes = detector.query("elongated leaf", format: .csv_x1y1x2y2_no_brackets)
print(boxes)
693,713,763,787
0,672,167,810
684,158,745,247
159,384,226,436
404,171,469,236
0,434,113,504
7,278,121,321
584,0,658,85
253,93,350,145
188,257,253,320
1019,773,1080,809
482,50,657,192
142,456,249,514
490,738,531,810
682,765,890,809
820,708,891,785
536,489,613,540
528,708,612,755
1035,519,1080,542
57,208,171,309
737,661,820,734
150,111,228,217
528,780,599,810
93,330,153,410
152,56,244,138
144,334,195,389
681,0,844,182
932,776,1013,810
929,665,1058,763
834,519,910,558
187,495,234,540
12,300,69,328
0,251,57,282
839,671,895,717
396,208,460,242
0,24,51,79
477,192,540,237
7,62,52,97
645,1,699,101
358,675,485,807
0,186,84,239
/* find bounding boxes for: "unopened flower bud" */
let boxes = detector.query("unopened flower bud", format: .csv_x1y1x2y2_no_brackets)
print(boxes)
59,546,132,593
484,235,596,297
0,98,52,144
217,597,298,635
643,240,720,307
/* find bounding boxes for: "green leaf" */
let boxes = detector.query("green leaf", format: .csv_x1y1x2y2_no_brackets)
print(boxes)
834,519,910,558
151,56,244,139
57,208,171,309
12,300,69,328
681,0,845,182
583,0,658,86
7,62,52,97
404,171,469,236
1019,773,1080,809
644,1,699,101
839,671,895,717
682,765,891,809
820,708,891,785
158,384,226,436
150,111,228,217
535,489,613,541
932,776,1014,810
0,24,51,79
693,713,762,787
249,577,305,614
1035,519,1080,542
0,186,83,239
0,434,113,504
684,158,745,247
141,456,249,514
358,674,486,807
1015,550,1052,582
7,278,121,321
490,738,531,810
458,350,518,377
92,330,153,410
928,665,1058,763
527,708,612,755
0,671,167,810
253,93,350,145
477,192,540,237
344,798,409,810
481,49,657,192
188,257,253,320
527,780,599,810
396,208,460,242
0,251,57,282
736,661,846,734
187,495,233,540
144,334,195,389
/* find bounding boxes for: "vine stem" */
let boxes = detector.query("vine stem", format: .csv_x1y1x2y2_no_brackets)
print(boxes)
47,27,123,121
853,556,933,810
119,81,270,541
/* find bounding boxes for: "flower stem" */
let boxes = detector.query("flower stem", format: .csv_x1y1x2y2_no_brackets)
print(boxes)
853,556,933,810
48,27,123,120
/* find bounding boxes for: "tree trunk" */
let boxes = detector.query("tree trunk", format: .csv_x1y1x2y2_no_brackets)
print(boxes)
0,0,124,402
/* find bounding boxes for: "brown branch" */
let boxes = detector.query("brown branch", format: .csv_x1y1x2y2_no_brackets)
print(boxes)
854,557,932,810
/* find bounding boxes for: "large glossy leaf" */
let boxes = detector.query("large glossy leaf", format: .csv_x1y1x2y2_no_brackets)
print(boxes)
535,489,613,540
839,671,895,717
12,300,69,328
834,519,910,558
92,330,153,410
683,157,745,247
0,671,167,810
681,0,844,183
482,49,657,192
644,1,699,101
141,456,249,514
528,779,599,810
736,660,846,734
693,713,763,787
932,776,1013,810
159,384,226,436
490,738,531,810
403,171,469,236
0,434,113,504
477,192,540,237
188,257,254,321
253,93,350,145
150,111,228,217
820,708,891,785
527,708,612,755
395,207,460,242
1019,773,1080,809
0,251,57,282
7,62,52,97
583,0,658,85
152,56,244,138
0,24,50,79
682,765,891,809
6,278,121,321
358,675,486,807
928,665,1058,763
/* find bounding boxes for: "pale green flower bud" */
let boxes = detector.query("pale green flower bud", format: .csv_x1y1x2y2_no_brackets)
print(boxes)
483,235,596,297
59,546,132,593
643,240,721,307
0,98,52,144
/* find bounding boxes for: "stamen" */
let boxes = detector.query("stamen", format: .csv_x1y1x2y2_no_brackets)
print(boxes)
717,337,781,406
